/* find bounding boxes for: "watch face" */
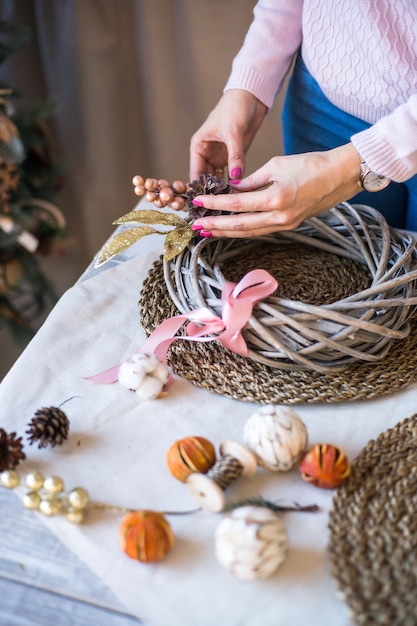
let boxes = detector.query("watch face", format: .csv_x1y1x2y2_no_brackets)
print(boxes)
363,171,390,192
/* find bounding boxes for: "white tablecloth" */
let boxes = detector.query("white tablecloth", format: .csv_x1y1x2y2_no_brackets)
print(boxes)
1,204,417,626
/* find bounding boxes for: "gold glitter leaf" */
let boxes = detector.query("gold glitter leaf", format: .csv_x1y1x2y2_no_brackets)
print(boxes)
113,209,187,227
94,226,160,267
164,226,194,262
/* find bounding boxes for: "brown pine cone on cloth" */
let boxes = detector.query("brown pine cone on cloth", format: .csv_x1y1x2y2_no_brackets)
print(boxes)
26,406,70,448
0,428,26,471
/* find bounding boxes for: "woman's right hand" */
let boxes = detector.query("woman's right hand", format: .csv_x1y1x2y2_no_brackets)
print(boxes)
189,89,268,183
188,143,363,237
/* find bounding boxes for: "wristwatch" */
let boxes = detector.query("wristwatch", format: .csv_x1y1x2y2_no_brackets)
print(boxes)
358,160,391,192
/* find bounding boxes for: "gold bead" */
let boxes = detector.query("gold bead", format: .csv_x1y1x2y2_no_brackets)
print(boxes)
66,508,85,524
39,497,63,516
68,487,89,510
43,475,65,494
23,491,41,510
26,471,44,491
0,470,21,489
40,491,54,501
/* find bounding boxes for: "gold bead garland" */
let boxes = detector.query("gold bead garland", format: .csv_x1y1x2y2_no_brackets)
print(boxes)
0,466,199,529
1,468,90,523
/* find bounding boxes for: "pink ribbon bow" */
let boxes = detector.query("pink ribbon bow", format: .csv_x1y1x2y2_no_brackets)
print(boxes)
86,268,278,384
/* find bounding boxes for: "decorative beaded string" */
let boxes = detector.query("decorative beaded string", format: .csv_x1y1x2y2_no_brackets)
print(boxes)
0,468,198,524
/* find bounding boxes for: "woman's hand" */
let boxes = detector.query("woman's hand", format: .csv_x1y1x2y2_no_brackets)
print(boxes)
191,143,363,237
189,89,268,183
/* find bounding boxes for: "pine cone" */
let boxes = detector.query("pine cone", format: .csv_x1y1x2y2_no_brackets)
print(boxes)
26,406,70,448
0,428,26,471
184,174,230,219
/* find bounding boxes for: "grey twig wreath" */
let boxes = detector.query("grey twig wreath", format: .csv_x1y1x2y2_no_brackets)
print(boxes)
163,203,417,373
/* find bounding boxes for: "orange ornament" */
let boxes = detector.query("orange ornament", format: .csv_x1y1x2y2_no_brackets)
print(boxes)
119,510,175,562
166,436,216,482
299,443,350,489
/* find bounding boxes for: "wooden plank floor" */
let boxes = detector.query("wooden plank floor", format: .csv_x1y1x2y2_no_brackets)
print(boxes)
0,488,142,625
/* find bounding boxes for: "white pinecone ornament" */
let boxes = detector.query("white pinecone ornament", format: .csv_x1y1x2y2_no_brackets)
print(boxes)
243,405,308,471
215,505,288,580
118,353,169,399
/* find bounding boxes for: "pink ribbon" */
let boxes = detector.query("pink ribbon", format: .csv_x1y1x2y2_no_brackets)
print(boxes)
86,268,278,384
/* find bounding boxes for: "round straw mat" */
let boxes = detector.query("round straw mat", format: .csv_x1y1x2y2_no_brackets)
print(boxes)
139,243,417,404
328,414,417,625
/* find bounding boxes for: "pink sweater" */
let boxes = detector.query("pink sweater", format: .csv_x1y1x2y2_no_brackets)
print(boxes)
224,0,417,182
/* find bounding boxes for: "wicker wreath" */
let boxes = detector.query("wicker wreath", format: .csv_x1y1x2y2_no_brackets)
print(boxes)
162,203,417,373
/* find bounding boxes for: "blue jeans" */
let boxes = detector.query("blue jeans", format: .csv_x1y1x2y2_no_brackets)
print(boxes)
282,55,417,230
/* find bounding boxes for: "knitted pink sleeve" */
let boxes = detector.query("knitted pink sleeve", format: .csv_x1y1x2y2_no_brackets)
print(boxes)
351,97,417,182
225,0,417,181
224,0,303,109
300,0,417,182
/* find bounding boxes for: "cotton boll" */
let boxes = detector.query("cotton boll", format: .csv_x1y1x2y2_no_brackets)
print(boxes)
135,375,165,400
131,352,161,373
118,353,169,399
118,361,146,391
152,361,170,385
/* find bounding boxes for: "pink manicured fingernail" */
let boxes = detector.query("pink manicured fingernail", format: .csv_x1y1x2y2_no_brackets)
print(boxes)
192,199,204,207
200,230,213,237
230,167,242,178
191,223,203,231
230,178,241,185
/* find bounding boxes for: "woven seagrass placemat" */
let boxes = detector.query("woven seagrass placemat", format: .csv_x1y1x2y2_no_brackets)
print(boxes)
328,414,417,625
139,243,417,404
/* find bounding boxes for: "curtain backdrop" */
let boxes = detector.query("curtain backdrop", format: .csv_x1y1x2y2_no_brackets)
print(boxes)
1,0,285,262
